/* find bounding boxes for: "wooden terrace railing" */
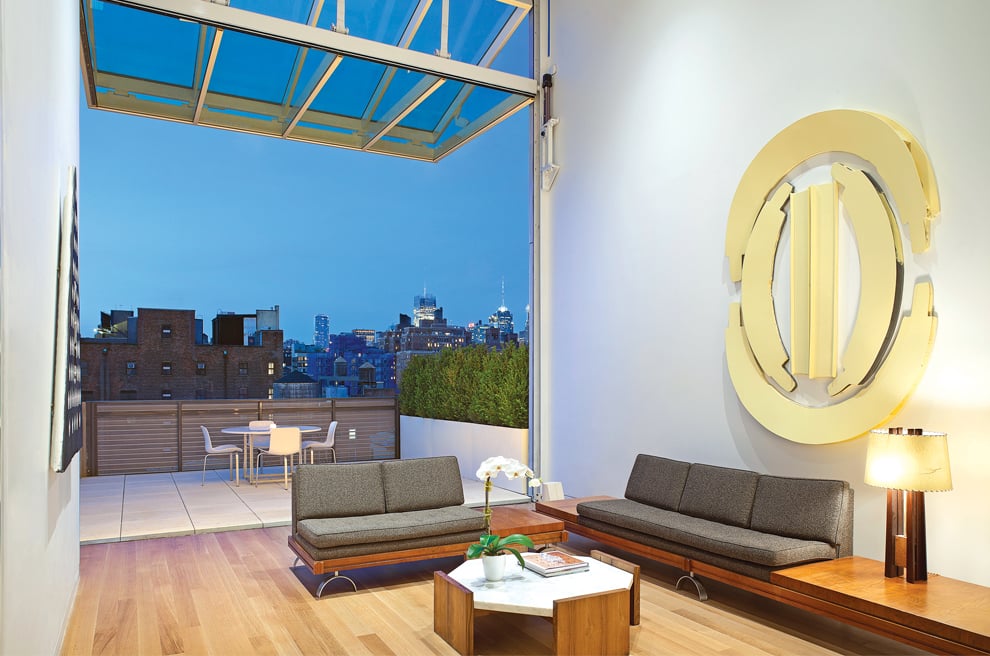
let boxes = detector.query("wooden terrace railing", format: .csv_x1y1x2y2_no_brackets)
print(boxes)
80,397,399,476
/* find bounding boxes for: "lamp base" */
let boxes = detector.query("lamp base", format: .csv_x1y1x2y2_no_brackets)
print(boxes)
884,489,928,583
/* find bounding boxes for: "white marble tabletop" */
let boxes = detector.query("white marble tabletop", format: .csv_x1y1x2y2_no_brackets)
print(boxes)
446,555,633,618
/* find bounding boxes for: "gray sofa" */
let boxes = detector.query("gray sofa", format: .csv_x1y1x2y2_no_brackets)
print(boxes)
288,456,486,596
574,454,853,597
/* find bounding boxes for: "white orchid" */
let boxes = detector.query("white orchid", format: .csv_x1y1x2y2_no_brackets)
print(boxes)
477,456,534,482
476,456,542,534
476,455,513,480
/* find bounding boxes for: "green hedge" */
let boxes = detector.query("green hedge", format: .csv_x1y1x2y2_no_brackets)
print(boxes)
399,345,529,429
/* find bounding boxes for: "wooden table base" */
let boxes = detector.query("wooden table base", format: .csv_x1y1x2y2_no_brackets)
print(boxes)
434,551,638,656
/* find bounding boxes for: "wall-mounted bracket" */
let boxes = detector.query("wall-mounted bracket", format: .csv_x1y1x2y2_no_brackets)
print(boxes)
541,117,560,191
540,71,559,191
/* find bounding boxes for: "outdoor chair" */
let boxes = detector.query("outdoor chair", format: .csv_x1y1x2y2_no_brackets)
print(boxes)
256,426,301,490
201,425,241,486
302,420,337,464
248,419,273,450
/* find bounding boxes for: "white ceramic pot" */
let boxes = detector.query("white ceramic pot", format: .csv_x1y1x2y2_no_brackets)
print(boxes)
482,554,506,582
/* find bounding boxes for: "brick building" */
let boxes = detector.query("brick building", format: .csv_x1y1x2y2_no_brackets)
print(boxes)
80,308,283,401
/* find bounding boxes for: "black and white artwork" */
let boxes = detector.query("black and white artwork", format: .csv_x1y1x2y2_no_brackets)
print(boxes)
51,166,82,473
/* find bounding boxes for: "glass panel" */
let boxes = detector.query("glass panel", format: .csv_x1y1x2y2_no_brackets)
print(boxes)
369,69,436,124
90,2,200,87
397,79,465,133
319,0,420,45
490,13,532,77
209,31,302,105
426,86,530,158
309,57,387,119
408,0,514,63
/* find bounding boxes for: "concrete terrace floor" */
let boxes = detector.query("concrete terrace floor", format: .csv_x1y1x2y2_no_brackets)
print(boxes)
80,469,530,544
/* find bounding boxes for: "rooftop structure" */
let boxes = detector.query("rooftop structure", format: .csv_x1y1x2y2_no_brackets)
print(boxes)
79,0,537,162
81,307,283,401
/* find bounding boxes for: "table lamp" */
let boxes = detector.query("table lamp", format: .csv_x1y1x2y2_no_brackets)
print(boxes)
864,427,952,582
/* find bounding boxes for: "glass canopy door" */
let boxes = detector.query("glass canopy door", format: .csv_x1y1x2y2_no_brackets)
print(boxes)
80,0,537,162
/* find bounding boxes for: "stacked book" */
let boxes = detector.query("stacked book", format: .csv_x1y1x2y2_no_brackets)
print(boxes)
521,551,589,577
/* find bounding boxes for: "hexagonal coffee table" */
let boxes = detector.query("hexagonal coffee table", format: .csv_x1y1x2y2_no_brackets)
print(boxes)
434,550,639,655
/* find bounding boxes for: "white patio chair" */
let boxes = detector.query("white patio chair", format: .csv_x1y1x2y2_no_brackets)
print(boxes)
302,421,338,464
248,419,273,449
201,425,241,486
256,426,301,490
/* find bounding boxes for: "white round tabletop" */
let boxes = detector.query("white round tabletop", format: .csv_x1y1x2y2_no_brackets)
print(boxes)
221,425,321,434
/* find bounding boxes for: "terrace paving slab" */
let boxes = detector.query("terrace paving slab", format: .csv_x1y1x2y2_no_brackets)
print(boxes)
81,469,531,544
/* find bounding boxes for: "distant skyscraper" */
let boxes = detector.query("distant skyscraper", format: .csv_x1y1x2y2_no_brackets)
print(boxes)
413,290,438,327
489,305,514,336
314,314,330,349
488,280,514,337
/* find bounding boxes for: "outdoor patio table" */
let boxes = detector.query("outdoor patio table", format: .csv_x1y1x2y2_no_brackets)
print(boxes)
221,425,320,484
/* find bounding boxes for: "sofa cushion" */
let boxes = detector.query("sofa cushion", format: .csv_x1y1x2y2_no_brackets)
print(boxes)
296,506,486,549
294,462,386,519
293,529,487,562
382,456,465,513
624,454,690,510
677,463,760,527
577,498,834,567
750,475,849,545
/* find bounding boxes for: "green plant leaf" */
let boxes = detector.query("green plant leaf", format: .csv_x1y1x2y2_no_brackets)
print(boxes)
502,546,526,568
495,534,535,552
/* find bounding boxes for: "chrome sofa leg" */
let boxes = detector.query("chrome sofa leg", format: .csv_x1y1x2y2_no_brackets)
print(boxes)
676,572,709,601
316,571,358,597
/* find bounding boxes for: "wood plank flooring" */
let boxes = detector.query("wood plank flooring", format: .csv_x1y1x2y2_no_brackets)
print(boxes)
61,529,929,655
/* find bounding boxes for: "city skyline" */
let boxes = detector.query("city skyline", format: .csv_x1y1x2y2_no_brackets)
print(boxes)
79,94,531,343
81,283,529,345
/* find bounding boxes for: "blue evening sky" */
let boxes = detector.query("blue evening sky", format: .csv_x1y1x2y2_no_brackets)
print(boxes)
78,99,531,343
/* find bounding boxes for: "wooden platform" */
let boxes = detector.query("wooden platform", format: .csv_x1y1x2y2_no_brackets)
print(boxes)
536,497,990,654
772,557,990,655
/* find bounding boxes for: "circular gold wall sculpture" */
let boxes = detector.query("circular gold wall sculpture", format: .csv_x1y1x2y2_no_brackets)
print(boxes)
724,110,939,444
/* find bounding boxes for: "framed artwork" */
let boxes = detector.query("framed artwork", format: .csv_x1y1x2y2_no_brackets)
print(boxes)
50,166,82,473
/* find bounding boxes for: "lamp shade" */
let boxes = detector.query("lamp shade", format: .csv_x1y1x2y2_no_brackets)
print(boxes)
864,429,952,492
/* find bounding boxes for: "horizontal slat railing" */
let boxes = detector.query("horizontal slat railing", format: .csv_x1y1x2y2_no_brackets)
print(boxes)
82,397,398,476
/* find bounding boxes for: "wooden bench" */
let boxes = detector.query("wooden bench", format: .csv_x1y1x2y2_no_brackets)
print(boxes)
536,497,990,654
290,504,567,592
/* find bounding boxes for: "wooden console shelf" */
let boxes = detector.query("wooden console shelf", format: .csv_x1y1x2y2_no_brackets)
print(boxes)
772,557,990,655
536,498,990,654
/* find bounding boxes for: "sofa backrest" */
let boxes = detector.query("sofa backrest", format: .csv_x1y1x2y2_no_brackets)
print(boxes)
677,463,761,527
292,461,386,529
624,454,691,510
750,475,853,550
382,455,465,513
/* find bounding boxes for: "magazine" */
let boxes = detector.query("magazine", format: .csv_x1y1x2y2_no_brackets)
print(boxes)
521,551,589,577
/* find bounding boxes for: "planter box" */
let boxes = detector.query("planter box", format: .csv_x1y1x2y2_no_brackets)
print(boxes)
399,416,530,494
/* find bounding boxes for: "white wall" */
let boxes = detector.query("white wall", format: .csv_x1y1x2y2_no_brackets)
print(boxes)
0,0,81,652
542,0,990,586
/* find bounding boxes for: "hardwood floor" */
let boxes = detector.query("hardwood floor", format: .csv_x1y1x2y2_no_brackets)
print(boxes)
61,529,928,655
